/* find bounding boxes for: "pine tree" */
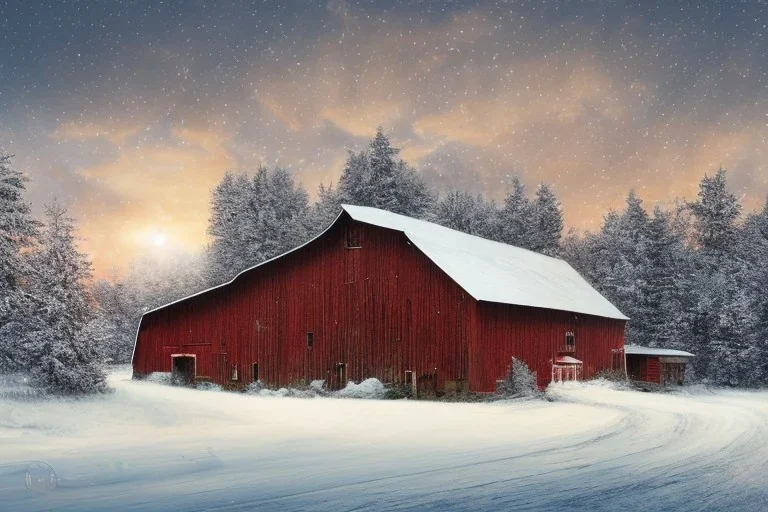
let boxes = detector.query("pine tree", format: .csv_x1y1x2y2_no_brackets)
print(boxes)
735,199,768,385
205,167,309,285
638,207,689,349
337,127,433,217
0,151,40,372
689,168,741,255
245,166,309,262
206,171,252,285
498,176,532,248
26,202,106,394
529,183,564,256
687,169,746,384
306,182,342,237
583,192,650,345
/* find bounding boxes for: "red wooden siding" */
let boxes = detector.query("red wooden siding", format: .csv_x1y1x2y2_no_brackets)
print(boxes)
134,214,474,391
471,303,626,391
626,354,662,385
133,212,626,394
646,356,661,384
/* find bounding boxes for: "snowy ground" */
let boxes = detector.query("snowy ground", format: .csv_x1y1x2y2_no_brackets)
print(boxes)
2,369,767,511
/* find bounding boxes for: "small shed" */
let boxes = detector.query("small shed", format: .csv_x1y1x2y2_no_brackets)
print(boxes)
625,346,694,386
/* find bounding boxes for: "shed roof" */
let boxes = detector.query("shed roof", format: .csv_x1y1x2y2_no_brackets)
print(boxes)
624,346,695,358
343,205,628,320
555,356,583,365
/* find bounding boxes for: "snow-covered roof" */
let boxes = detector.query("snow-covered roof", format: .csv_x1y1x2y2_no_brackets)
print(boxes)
624,346,695,358
555,356,583,365
343,205,628,320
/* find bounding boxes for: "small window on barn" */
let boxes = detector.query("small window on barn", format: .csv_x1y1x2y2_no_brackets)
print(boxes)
252,363,259,383
307,332,314,349
345,224,361,249
565,332,575,348
231,363,239,381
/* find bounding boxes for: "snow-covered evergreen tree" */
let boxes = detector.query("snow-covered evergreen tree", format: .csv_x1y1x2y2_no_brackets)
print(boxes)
206,171,253,285
528,183,563,256
498,357,537,397
248,166,309,260
687,168,745,383
732,199,768,385
433,190,500,239
0,151,40,373
580,192,650,345
25,202,106,394
338,127,433,217
305,182,342,236
689,168,741,255
637,206,691,350
498,176,532,248
206,167,309,286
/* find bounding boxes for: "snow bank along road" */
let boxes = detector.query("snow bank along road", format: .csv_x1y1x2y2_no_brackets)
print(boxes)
1,369,767,511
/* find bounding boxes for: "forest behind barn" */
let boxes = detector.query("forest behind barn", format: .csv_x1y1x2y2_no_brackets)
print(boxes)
2,128,768,393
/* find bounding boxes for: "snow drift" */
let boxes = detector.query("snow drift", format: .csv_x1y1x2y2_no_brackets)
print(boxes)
1,369,767,511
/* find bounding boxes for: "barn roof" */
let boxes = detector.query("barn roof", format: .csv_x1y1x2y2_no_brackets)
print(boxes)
343,205,628,320
138,204,627,322
624,346,694,357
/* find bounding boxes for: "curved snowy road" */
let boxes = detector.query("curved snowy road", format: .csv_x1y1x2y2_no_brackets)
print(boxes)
1,370,767,511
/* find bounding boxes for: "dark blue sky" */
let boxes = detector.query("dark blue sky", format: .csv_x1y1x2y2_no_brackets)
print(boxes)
1,0,766,273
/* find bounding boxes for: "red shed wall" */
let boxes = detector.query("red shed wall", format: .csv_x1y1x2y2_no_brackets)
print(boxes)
471,302,626,391
133,214,474,391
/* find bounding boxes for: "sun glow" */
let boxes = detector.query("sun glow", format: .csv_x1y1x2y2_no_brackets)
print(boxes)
137,228,171,250
151,232,168,247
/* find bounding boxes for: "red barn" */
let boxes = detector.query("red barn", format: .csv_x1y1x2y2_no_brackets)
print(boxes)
132,205,627,395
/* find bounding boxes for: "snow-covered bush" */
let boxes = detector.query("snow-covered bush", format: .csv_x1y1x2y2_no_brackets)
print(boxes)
336,378,386,399
146,372,172,385
383,383,413,400
497,358,538,398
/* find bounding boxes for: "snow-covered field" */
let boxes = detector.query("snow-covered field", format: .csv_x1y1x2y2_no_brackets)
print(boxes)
2,369,767,511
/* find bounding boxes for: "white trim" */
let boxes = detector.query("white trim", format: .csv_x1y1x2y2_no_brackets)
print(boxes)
130,209,346,362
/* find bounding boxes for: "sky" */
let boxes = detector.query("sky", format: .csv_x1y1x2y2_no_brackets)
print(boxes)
1,0,767,276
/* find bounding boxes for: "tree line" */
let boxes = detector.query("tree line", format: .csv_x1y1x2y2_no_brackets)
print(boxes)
2,127,767,393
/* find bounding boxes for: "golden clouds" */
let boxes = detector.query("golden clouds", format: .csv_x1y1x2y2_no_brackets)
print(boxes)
54,121,142,145
57,123,236,276
38,3,768,276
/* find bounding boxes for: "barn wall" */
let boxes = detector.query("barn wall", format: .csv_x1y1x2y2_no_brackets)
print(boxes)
471,302,626,391
133,214,474,391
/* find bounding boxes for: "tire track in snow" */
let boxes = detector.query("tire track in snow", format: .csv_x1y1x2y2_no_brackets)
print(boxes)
3,374,768,511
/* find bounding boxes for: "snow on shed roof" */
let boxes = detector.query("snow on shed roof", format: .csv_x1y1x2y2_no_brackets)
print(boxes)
624,346,695,358
555,356,583,365
342,205,628,320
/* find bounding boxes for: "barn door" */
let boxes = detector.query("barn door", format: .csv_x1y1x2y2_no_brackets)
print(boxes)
333,363,348,390
211,353,228,385
171,355,195,386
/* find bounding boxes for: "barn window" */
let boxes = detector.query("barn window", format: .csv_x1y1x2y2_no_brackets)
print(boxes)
307,332,314,349
565,331,575,348
252,363,259,383
345,224,361,248
231,363,239,381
